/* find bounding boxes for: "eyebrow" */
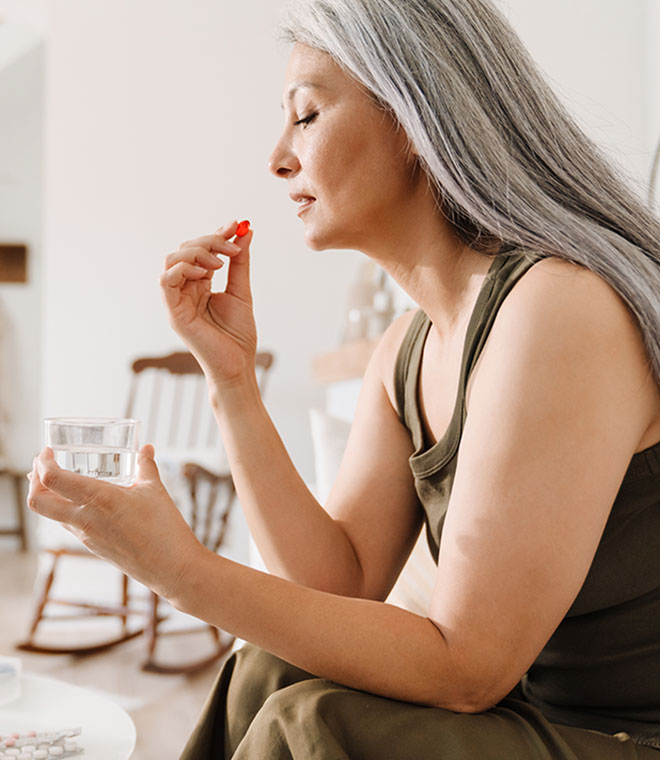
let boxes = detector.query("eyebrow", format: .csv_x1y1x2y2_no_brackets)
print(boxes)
281,81,325,109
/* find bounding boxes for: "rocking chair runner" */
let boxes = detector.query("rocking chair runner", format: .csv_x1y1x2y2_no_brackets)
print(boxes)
18,350,274,674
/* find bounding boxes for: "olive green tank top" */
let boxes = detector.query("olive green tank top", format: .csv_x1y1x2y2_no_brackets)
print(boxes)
394,251,660,749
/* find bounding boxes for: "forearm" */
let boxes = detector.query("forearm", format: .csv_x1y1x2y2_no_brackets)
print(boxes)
207,375,363,596
171,547,478,712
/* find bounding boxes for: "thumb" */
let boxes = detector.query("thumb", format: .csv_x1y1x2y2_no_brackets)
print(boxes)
137,444,161,483
224,227,253,305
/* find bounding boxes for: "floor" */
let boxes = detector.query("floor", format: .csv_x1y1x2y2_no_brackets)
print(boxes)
0,547,234,759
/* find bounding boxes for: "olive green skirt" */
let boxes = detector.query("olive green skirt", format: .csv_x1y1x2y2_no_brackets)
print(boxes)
180,644,660,759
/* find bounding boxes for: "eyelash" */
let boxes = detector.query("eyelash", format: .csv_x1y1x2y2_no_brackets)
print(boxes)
294,112,318,128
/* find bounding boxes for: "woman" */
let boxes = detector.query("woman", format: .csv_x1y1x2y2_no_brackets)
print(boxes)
29,0,660,757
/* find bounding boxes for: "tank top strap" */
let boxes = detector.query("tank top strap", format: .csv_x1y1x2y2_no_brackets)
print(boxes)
394,308,432,449
464,251,546,381
394,251,546,472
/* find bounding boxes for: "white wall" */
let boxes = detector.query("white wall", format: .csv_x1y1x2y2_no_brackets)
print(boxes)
42,0,361,491
646,0,660,211
0,1,46,72
0,43,43,547
498,0,654,191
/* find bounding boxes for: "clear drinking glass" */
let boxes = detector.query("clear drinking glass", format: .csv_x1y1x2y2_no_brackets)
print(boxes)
44,417,140,486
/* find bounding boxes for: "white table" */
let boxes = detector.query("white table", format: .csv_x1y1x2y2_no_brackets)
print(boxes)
0,673,136,759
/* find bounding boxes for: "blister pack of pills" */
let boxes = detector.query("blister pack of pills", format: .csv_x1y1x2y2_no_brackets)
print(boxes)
0,727,84,758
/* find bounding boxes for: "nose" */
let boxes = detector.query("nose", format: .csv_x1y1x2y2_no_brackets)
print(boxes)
268,133,300,179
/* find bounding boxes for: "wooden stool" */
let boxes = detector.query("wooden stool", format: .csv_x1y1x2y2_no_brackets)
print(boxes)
0,469,28,551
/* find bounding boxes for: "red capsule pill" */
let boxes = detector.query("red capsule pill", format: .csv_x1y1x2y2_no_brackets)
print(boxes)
236,220,250,237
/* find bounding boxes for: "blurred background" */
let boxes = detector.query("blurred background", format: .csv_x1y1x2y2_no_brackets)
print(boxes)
1,0,660,756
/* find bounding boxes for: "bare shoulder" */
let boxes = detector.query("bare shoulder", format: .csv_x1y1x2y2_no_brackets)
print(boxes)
475,254,659,442
498,255,649,363
508,255,635,319
368,308,420,410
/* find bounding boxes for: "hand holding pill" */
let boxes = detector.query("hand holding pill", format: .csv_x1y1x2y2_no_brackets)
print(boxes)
159,217,258,391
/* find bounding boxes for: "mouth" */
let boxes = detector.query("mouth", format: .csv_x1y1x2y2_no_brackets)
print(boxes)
290,193,316,217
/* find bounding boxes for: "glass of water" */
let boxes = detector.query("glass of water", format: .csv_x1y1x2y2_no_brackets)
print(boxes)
44,418,140,486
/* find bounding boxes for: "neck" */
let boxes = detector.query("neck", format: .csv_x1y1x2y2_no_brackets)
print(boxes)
359,188,495,337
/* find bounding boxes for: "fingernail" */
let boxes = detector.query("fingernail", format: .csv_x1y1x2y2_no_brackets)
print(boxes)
226,241,241,252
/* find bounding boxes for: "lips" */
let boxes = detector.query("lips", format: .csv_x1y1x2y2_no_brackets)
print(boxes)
290,192,316,216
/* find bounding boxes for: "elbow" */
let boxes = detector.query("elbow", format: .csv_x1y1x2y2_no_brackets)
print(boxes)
425,626,515,713
442,688,502,715
427,618,524,714
445,657,519,713
451,667,512,713
430,682,502,714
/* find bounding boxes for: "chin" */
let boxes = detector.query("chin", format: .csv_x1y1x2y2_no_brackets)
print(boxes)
304,235,330,251
303,226,334,252
303,222,355,252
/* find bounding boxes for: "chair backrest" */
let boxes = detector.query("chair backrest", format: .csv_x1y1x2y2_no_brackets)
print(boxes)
123,350,274,552
124,350,273,460
182,463,236,553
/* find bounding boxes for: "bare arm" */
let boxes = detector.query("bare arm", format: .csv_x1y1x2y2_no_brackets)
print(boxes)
160,224,422,599
207,315,422,600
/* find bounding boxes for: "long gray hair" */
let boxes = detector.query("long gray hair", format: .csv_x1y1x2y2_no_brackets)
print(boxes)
281,0,660,386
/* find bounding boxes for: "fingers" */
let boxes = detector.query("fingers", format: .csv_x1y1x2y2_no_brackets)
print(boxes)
224,226,253,304
136,444,161,484
214,219,240,240
162,220,254,305
173,222,242,266
182,231,241,252
167,219,246,270
159,261,214,314
160,260,213,290
180,220,239,248
27,456,78,524
165,239,239,271
35,448,106,505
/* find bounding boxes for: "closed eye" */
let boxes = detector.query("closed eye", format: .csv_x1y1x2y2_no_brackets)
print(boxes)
294,112,318,128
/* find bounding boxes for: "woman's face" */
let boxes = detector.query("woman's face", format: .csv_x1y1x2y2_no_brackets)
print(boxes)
269,43,421,251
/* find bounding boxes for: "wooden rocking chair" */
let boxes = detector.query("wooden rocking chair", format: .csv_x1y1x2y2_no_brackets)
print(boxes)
17,350,274,674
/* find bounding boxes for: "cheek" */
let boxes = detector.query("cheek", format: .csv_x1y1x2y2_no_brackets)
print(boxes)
301,133,345,190
340,129,412,201
301,120,415,226
368,134,416,195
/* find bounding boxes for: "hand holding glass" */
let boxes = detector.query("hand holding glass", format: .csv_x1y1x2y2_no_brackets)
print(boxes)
44,418,140,486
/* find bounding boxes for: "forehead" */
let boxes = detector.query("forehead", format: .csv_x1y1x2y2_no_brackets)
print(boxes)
283,43,350,101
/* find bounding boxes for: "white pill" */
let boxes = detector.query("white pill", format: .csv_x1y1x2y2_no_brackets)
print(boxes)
48,749,63,757
33,752,48,759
